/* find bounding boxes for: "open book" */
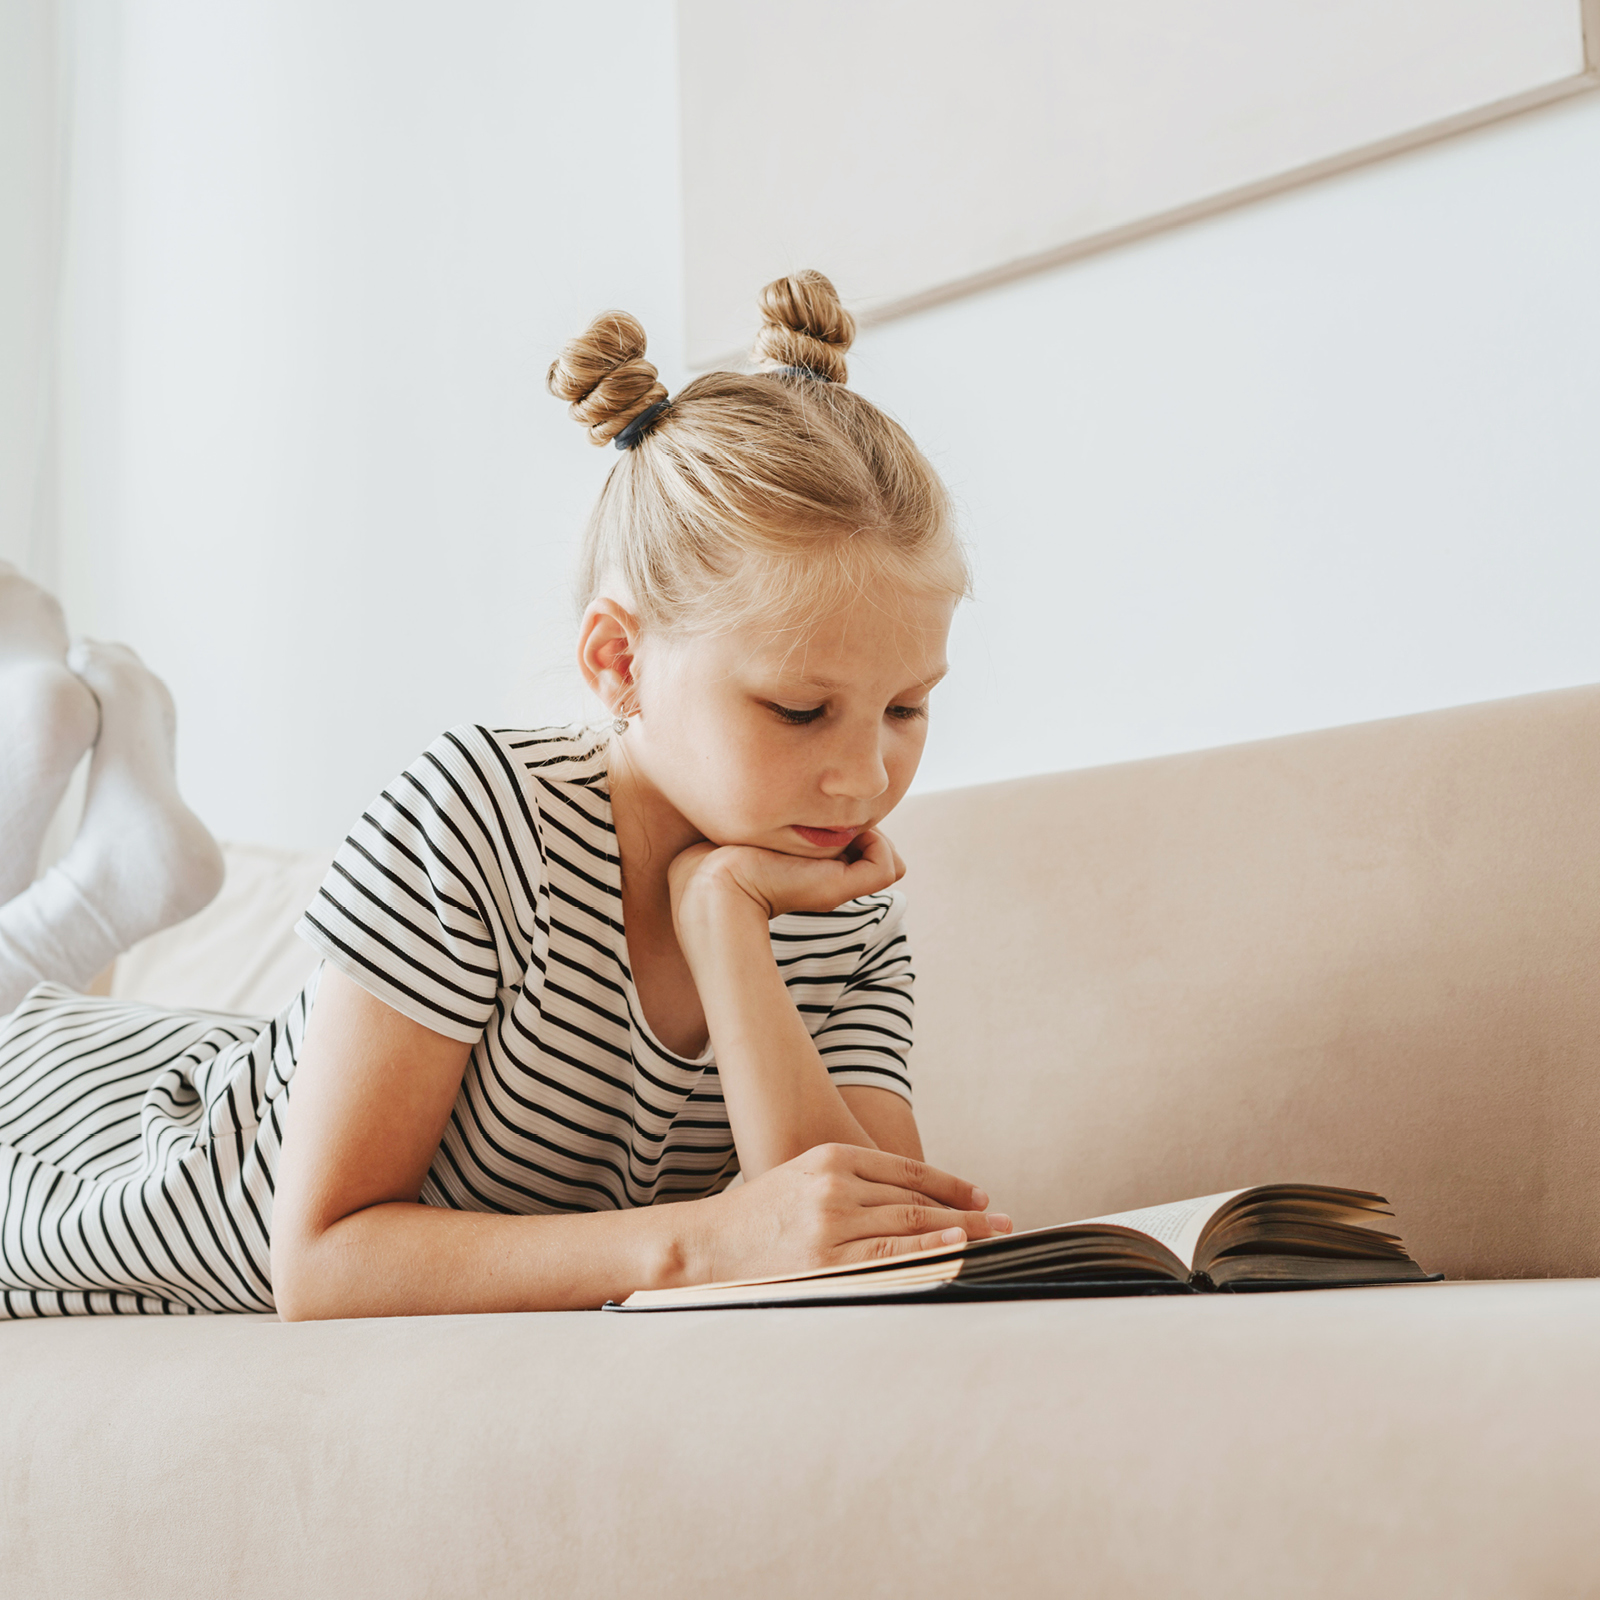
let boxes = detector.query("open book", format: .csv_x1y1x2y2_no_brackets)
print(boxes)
606,1184,1437,1311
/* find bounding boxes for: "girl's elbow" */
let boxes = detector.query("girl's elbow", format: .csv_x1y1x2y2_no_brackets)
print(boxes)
269,1232,341,1322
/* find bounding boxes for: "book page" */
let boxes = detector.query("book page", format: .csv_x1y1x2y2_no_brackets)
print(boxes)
1080,1190,1246,1273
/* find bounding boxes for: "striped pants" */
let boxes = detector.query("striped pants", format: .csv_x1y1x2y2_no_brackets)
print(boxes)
0,981,310,1318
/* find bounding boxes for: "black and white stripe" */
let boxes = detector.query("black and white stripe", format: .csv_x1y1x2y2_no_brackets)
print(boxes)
0,724,914,1317
0,981,309,1318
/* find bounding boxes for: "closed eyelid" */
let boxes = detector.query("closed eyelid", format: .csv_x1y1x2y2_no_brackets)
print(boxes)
765,699,927,724
767,701,826,724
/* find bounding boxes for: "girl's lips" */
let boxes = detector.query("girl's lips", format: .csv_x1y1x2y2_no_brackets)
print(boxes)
792,825,863,848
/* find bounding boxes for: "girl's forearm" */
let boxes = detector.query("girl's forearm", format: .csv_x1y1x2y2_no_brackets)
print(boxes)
272,1197,701,1320
675,887,878,1180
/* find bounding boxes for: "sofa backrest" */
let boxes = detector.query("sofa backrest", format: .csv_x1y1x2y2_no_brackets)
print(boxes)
111,688,1600,1281
888,685,1600,1280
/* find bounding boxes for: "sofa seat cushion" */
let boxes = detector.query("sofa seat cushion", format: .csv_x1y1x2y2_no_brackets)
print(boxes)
3,1279,1596,1598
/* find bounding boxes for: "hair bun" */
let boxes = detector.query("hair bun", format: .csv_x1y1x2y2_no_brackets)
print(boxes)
547,311,669,447
752,270,855,384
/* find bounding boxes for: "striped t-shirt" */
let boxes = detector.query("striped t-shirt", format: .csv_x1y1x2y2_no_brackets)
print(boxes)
0,723,914,1317
295,722,916,1212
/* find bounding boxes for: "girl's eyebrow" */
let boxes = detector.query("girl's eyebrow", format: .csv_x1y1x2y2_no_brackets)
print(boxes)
780,666,950,692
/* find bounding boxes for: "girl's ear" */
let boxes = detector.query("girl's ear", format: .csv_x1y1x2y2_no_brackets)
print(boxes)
577,598,643,718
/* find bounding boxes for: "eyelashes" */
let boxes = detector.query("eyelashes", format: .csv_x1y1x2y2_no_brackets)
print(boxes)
768,703,928,726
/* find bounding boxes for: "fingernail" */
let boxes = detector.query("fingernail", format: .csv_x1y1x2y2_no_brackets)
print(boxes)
988,1213,1013,1232
970,1187,989,1209
941,1228,965,1244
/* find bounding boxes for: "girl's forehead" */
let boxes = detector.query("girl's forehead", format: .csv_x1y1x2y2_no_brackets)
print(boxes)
704,596,953,686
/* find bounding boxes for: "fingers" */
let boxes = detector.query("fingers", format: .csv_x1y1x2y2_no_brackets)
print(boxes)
856,1181,1014,1237
834,1143,992,1214
725,1144,1014,1282
844,829,905,891
804,1144,1011,1235
837,1201,1010,1244
838,1229,977,1263
867,829,906,883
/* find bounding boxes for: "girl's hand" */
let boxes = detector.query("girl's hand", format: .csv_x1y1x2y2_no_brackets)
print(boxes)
686,1142,1013,1285
668,827,906,925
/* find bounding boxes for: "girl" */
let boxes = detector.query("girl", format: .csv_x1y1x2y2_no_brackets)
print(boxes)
0,271,1010,1320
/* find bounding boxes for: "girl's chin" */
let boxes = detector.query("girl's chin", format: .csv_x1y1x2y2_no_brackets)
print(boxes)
691,820,861,857
700,830,845,858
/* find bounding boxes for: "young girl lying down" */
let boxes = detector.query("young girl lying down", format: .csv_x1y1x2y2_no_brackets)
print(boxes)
0,271,1012,1320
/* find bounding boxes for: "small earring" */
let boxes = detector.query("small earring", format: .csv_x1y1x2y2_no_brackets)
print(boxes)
612,716,628,735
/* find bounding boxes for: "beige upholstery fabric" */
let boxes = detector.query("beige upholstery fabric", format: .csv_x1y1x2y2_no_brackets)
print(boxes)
108,689,1600,1278
31,686,1590,1597
888,685,1600,1280
3,1281,1597,1599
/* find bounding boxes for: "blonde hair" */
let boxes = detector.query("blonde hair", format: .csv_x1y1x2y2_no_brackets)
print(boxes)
546,270,970,641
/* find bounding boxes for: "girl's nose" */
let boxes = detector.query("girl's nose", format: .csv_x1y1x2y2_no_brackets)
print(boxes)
821,730,890,801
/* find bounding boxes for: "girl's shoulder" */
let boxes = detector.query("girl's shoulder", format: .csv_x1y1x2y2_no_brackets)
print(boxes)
402,722,611,814
473,722,614,832
481,722,612,787
325,720,615,932
400,721,615,864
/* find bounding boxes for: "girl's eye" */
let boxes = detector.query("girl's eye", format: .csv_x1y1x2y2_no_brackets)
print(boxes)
767,702,929,725
770,703,825,725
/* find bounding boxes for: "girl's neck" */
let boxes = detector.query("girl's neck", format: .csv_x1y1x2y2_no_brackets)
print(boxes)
605,735,704,919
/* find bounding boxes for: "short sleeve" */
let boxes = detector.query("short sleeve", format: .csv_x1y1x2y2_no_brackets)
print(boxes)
295,732,508,1044
809,890,915,1105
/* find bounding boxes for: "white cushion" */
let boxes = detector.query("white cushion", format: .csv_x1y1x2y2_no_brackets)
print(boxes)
110,841,335,1016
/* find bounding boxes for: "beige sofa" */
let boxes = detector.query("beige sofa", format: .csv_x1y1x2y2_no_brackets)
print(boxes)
5,687,1598,1598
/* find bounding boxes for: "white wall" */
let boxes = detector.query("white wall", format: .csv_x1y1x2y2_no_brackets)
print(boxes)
0,0,60,578
679,0,1590,364
850,90,1600,796
42,6,1600,847
55,0,685,849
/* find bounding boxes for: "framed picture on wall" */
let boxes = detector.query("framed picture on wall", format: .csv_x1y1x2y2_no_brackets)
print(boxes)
679,0,1600,366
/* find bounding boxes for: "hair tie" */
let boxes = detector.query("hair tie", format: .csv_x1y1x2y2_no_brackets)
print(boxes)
774,364,833,384
614,398,670,451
